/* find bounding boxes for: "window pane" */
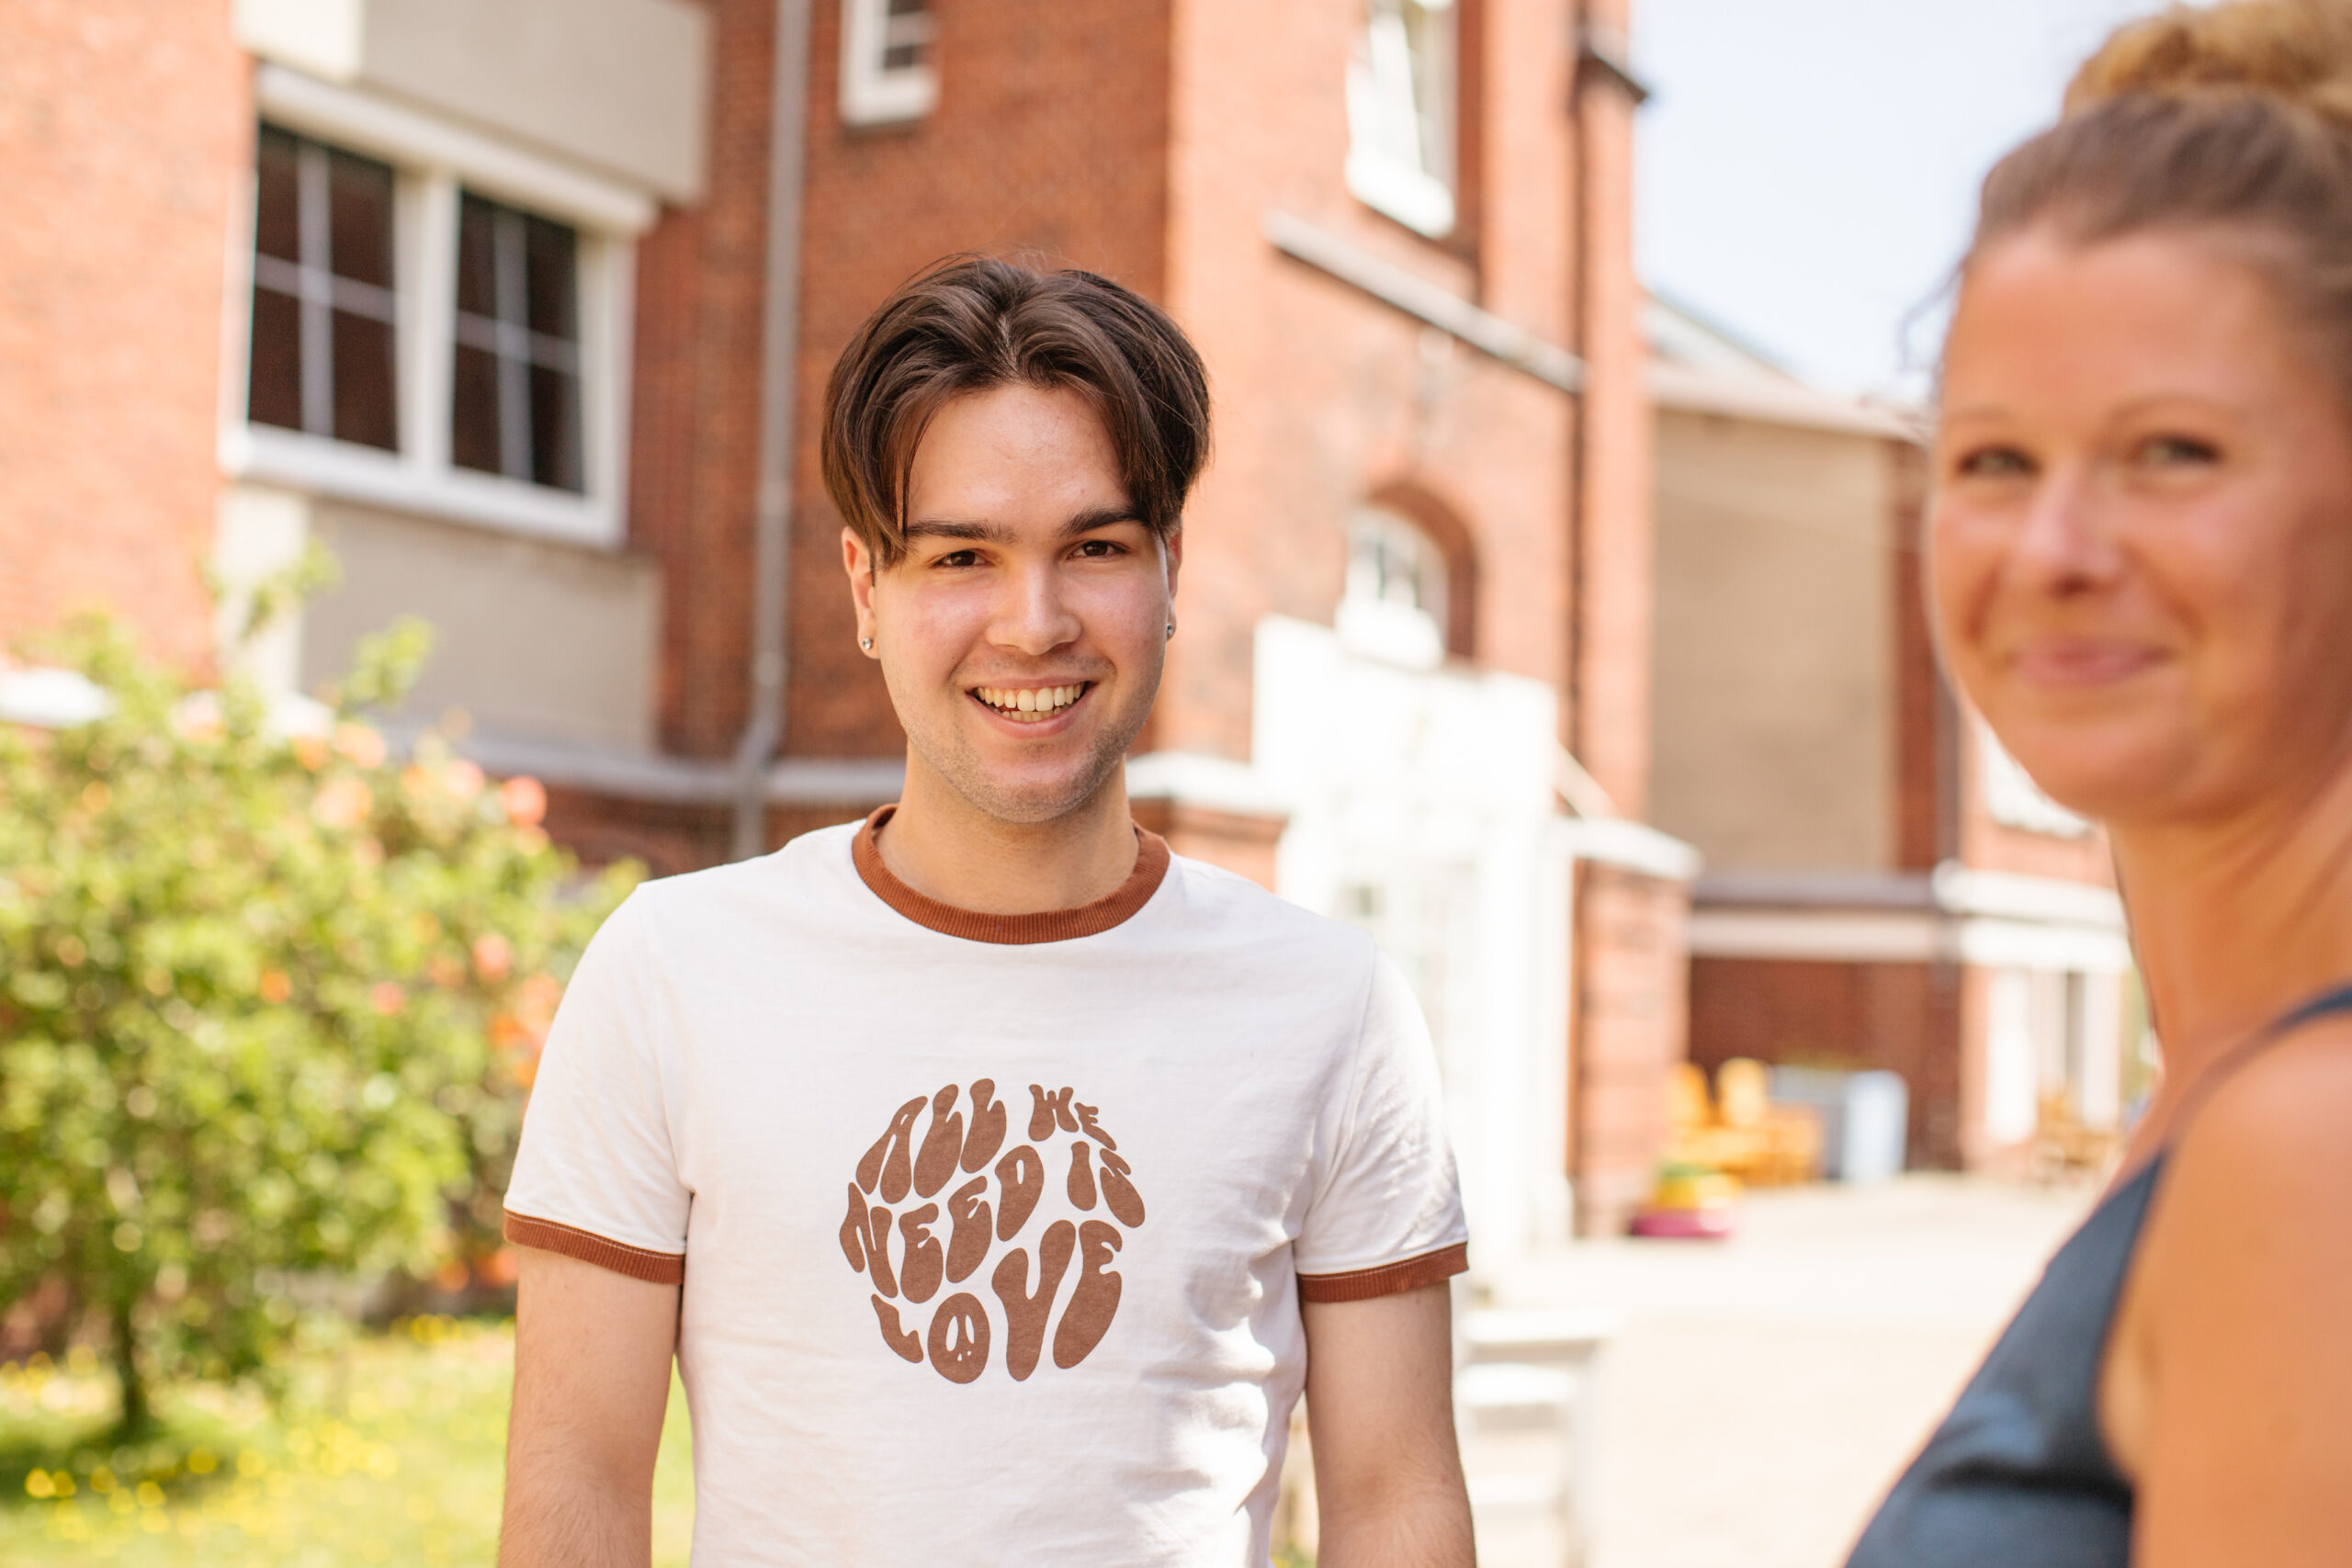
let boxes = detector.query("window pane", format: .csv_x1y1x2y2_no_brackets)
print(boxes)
247,287,303,431
450,343,504,476
456,195,498,319
528,365,584,493
331,310,398,450
523,215,579,341
327,148,396,289
254,125,300,263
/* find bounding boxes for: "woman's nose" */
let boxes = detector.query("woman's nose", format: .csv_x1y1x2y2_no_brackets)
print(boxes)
2009,467,2122,596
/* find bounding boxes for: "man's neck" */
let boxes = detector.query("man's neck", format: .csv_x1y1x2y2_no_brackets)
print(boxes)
876,759,1139,916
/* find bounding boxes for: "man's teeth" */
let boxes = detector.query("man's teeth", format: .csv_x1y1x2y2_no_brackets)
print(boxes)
975,684,1086,720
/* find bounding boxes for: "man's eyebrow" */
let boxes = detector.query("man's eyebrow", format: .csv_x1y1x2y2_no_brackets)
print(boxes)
901,508,1144,545
903,519,1014,544
1058,507,1145,538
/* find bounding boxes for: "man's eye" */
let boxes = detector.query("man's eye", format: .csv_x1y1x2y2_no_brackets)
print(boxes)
2135,434,2220,468
933,549,982,570
1955,446,2033,479
1072,539,1125,559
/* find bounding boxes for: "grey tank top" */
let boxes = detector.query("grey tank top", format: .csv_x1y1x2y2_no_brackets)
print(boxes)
1846,982,2352,1568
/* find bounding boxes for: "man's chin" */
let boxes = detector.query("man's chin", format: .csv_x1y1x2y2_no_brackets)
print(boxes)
923,744,1128,829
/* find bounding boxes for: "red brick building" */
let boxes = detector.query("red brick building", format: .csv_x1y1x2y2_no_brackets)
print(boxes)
3,0,1688,1238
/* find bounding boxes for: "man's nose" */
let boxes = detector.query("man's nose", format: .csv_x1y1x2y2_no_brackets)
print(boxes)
989,560,1083,657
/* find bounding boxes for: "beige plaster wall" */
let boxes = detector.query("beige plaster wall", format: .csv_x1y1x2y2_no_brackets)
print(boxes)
300,502,661,751
234,0,710,197
1649,409,1899,871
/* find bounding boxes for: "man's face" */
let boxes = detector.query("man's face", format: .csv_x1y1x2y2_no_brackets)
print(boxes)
843,382,1181,827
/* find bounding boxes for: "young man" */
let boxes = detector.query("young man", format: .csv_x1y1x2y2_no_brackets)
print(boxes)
497,257,1475,1567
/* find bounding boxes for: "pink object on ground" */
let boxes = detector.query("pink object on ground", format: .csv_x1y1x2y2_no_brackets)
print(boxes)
1629,1206,1736,1240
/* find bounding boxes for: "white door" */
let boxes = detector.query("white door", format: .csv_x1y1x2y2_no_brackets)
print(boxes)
1253,615,1574,1266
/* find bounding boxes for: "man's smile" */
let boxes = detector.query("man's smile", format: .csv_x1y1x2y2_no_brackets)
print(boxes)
968,682,1096,725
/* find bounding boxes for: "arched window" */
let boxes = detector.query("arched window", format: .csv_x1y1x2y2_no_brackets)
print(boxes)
1340,506,1449,667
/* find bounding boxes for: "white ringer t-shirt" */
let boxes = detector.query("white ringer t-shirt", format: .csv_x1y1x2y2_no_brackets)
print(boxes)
503,809,1468,1567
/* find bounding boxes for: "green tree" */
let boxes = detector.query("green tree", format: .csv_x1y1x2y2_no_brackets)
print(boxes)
0,613,636,1438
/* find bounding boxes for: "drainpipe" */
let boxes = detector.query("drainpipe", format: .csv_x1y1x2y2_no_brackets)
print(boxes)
733,0,816,860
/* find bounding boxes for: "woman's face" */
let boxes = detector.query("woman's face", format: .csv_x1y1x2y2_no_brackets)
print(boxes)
1933,226,2352,828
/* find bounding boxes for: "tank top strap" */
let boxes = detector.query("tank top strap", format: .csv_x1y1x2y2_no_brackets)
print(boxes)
2165,979,2352,1144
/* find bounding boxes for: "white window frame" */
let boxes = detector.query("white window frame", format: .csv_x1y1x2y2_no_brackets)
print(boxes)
1338,507,1449,669
840,0,939,128
220,65,654,549
1345,0,1457,240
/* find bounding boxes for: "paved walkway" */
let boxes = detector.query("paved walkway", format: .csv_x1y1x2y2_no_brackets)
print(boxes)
1489,1176,2098,1568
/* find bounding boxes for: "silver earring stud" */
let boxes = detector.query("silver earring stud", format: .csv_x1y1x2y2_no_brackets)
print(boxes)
1165,622,1176,640
859,636,874,653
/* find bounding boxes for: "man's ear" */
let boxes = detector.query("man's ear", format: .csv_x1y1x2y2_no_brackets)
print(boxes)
842,527,880,656
1159,525,1183,602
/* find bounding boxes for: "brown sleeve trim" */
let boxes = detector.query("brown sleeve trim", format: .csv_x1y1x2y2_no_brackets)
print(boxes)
853,804,1171,944
503,1212,684,1285
1297,1241,1470,1303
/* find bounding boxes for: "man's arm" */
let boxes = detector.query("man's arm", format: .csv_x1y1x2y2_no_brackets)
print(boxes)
499,1247,681,1568
1301,1282,1475,1568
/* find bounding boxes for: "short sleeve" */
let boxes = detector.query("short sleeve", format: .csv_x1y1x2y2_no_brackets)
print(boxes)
1294,948,1470,1303
502,895,690,1284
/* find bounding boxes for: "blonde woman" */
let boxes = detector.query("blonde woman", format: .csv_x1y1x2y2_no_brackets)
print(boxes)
1848,4,2352,1564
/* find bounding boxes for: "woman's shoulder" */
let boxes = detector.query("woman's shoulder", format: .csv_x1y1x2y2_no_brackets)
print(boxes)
2165,1013,2352,1198
2127,1014,2352,1372
2104,1018,2352,1543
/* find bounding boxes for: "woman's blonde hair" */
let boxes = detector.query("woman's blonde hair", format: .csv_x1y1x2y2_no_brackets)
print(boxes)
1973,0,2352,392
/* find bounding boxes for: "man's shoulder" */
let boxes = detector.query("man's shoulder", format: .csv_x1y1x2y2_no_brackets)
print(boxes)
1155,851,1378,969
622,819,865,937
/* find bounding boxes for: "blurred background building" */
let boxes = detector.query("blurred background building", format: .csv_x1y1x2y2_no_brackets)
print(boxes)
0,0,2128,1251
1643,301,2133,1176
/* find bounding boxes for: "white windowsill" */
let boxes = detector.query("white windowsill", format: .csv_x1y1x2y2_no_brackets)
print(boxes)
223,424,625,549
842,67,937,127
1346,150,1455,240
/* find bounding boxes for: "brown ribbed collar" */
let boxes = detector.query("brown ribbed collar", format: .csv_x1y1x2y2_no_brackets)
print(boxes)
852,805,1170,944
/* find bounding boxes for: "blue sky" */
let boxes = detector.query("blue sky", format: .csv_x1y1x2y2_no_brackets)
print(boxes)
1632,0,2177,397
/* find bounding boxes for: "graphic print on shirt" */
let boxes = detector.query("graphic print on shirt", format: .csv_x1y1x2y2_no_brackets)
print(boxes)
841,1079,1148,1384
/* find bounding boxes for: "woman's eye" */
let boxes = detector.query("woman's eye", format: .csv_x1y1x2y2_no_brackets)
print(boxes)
2135,434,2220,468
1955,446,2033,479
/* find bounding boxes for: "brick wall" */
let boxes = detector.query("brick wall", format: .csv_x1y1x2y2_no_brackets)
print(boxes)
1688,955,1968,1170
1566,0,1654,817
1572,864,1691,1234
0,0,247,667
1153,0,1582,763
1890,440,1951,872
628,0,775,761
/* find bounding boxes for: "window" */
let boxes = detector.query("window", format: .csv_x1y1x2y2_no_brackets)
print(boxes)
841,0,939,126
1339,508,1448,667
226,70,652,547
1345,0,1456,238
248,125,401,451
453,193,584,493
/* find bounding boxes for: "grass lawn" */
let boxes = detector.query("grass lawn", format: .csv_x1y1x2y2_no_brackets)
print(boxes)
0,1319,695,1566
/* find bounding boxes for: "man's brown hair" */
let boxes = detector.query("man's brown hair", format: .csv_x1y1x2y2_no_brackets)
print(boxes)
821,255,1212,565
